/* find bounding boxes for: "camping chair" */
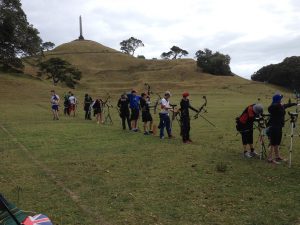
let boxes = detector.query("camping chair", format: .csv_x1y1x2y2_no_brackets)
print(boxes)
0,194,28,225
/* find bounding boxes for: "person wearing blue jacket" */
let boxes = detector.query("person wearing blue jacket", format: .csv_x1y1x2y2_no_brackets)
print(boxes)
127,90,141,132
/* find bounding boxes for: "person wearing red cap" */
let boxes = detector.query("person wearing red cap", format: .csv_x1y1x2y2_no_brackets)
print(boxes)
179,92,199,143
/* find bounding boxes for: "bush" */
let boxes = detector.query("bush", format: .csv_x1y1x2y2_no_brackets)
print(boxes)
195,49,232,76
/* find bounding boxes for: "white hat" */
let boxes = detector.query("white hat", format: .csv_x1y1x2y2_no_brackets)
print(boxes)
165,91,171,96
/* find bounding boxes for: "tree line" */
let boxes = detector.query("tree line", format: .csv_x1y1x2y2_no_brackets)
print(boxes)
120,37,232,76
251,56,300,90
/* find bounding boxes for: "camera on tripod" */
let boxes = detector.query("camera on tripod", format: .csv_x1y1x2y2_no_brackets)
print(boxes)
254,114,269,129
288,112,298,123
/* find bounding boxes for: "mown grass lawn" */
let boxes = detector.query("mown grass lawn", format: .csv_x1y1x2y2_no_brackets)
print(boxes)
0,73,299,225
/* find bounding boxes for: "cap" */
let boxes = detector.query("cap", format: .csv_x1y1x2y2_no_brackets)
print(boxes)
272,94,283,104
253,103,263,115
182,92,189,97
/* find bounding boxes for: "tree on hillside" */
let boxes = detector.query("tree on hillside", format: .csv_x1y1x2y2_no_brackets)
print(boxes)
195,48,232,76
0,0,42,71
251,56,300,90
120,37,144,56
41,41,55,52
161,46,188,59
38,58,82,88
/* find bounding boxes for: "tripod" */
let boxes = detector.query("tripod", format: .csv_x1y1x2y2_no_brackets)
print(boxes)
255,124,268,160
286,112,300,168
104,104,113,125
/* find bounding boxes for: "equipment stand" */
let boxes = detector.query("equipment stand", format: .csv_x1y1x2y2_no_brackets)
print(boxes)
104,105,113,125
286,116,299,168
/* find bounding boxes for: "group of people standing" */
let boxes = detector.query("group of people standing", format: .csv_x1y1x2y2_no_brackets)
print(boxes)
117,90,200,143
236,93,297,164
51,89,202,143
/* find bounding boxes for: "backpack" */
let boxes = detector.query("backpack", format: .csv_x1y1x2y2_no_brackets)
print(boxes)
235,117,243,132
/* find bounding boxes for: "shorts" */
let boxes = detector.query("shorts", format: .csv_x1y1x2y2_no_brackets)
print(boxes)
130,108,139,121
52,105,59,111
94,108,102,114
269,127,282,146
142,111,153,122
69,104,76,111
241,130,253,145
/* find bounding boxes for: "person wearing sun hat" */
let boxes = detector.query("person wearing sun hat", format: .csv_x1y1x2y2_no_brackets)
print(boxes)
236,103,264,158
159,91,174,139
267,93,297,164
179,91,199,143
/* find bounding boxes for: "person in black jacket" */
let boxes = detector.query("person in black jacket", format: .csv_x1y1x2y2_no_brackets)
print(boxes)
117,94,131,130
179,92,199,143
267,94,297,164
84,93,93,120
140,93,153,135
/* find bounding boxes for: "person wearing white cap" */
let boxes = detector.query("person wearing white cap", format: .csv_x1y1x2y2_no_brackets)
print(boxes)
159,91,174,139
236,103,263,158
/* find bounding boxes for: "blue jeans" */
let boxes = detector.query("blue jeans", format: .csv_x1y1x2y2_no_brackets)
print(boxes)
159,113,171,138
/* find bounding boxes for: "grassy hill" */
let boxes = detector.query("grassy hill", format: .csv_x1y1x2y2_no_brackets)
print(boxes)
23,40,254,95
1,40,299,225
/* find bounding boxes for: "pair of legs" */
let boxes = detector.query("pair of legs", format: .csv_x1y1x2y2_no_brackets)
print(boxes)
85,110,91,120
181,116,191,142
268,127,283,162
64,106,69,116
159,113,172,138
121,113,131,130
69,104,76,117
142,112,153,134
241,129,256,156
52,105,59,120
130,108,139,131
84,105,91,120
96,112,103,124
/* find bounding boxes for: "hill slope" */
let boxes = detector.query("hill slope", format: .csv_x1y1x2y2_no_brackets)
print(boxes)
23,40,252,94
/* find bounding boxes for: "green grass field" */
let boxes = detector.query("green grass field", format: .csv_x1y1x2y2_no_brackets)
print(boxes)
0,71,299,225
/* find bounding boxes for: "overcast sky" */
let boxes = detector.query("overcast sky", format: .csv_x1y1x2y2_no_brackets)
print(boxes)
21,0,300,79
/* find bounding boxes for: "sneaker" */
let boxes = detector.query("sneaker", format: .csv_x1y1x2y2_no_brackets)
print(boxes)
187,139,193,143
275,157,287,162
183,140,190,144
267,159,281,165
250,151,259,157
144,131,150,135
160,136,165,139
168,135,175,139
244,152,253,158
149,130,154,134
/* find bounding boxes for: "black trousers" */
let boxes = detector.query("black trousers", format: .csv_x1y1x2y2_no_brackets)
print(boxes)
181,116,190,141
121,112,131,130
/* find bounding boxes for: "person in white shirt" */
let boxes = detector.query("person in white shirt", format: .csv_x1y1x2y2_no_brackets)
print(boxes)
159,91,174,139
68,93,77,117
50,90,60,120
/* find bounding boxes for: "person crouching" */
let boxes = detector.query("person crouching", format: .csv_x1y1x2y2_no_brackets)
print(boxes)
237,103,263,158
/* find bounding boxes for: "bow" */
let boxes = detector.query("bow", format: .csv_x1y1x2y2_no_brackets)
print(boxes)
194,96,207,119
194,96,216,127
144,83,161,114
102,93,111,107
